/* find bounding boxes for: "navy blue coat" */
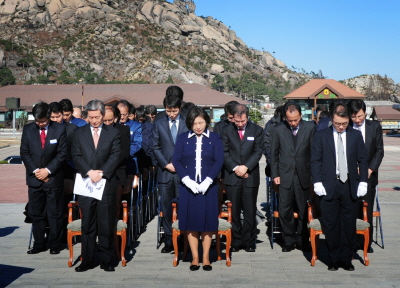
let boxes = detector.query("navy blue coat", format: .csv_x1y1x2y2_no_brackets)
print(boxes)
172,130,224,232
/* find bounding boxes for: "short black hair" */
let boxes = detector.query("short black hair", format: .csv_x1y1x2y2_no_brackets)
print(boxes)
347,99,366,115
129,105,136,115
145,105,157,115
225,100,239,115
233,104,249,118
32,102,50,119
59,98,73,113
283,102,301,115
185,106,211,131
181,102,195,118
82,110,88,119
116,99,132,111
135,107,146,120
163,94,182,109
166,85,184,100
330,100,349,119
274,105,284,118
49,102,63,114
319,110,329,119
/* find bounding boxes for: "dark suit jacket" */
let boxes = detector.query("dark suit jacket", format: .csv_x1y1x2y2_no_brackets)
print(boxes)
113,123,130,185
270,119,315,189
173,130,224,183
310,126,368,200
221,121,264,187
71,124,121,194
213,119,230,135
20,121,67,188
151,115,188,183
64,121,77,163
364,120,384,186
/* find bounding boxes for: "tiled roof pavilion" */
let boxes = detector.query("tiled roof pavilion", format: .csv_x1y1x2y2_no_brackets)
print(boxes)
284,79,366,101
0,83,248,111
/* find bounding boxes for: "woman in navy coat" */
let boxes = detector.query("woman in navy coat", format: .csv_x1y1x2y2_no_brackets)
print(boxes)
172,106,224,271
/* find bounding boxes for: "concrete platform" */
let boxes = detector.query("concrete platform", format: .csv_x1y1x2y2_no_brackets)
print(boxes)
1,136,400,287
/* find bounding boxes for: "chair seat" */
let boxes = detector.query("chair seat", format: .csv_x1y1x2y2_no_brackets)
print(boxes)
308,218,370,231
67,219,127,232
172,218,232,232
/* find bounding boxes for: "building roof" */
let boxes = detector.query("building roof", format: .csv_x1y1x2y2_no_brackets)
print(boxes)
0,84,248,111
374,106,400,121
284,79,365,100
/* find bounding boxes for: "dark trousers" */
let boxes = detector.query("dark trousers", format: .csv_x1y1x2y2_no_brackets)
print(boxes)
159,174,180,245
78,194,116,265
361,184,376,247
278,173,310,247
320,179,358,263
226,178,258,249
28,184,64,249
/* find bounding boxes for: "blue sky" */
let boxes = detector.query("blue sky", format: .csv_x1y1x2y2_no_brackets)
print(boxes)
172,0,399,83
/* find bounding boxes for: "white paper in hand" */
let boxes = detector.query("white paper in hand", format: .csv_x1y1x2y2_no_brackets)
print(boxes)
73,173,106,200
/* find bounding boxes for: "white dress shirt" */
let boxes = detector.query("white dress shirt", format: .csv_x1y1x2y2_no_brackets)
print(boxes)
353,120,365,143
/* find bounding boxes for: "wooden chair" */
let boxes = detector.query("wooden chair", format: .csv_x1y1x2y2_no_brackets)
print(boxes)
171,200,233,267
307,200,370,266
67,200,128,267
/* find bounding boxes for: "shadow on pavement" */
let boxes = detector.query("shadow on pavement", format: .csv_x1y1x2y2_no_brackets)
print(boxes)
0,226,19,238
0,264,34,287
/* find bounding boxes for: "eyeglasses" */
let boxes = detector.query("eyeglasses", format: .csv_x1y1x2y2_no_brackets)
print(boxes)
333,121,349,127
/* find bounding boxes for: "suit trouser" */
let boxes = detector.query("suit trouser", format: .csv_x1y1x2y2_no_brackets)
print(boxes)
78,194,116,265
159,174,180,245
226,178,258,248
361,184,376,247
278,172,310,247
320,179,358,263
28,184,64,249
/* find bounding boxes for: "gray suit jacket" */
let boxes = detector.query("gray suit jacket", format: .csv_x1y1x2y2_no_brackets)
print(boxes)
151,115,188,183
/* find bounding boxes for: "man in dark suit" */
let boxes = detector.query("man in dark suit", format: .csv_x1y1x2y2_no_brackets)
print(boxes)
213,100,238,135
155,85,185,121
20,102,67,255
221,104,264,252
311,101,368,271
103,105,131,218
348,99,384,253
270,102,315,252
59,98,87,127
71,100,121,272
152,94,189,253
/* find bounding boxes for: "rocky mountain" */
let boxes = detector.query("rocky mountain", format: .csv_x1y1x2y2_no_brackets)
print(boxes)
0,0,312,102
0,0,398,103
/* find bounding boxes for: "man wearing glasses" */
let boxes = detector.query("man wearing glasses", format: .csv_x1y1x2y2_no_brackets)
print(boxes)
311,100,368,272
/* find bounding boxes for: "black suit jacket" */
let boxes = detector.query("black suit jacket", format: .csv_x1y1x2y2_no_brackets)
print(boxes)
64,121,77,163
221,121,264,187
151,115,188,183
113,123,130,185
20,121,67,188
270,119,315,189
71,124,121,194
213,119,230,135
310,126,369,200
364,120,384,186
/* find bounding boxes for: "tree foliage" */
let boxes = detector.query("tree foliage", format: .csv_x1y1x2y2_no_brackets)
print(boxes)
0,66,16,87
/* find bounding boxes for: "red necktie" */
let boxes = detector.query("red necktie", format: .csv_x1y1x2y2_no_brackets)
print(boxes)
40,128,46,149
238,129,244,140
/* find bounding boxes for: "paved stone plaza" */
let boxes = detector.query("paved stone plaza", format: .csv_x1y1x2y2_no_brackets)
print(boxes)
0,136,400,287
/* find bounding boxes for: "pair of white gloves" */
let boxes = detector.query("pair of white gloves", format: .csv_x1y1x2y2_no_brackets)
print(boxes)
314,182,368,197
182,176,213,195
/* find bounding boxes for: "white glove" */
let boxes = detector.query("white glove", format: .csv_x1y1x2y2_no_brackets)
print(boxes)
314,182,327,196
182,176,200,194
357,182,368,197
198,177,213,194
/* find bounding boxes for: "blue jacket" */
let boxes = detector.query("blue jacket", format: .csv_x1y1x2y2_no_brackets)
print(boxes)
70,116,87,127
120,119,142,174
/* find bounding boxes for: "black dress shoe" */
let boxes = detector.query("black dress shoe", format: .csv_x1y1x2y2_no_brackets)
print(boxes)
100,262,115,272
341,262,355,271
282,245,295,252
75,264,93,272
202,265,212,271
231,246,242,252
27,247,46,254
161,244,173,253
50,248,60,255
327,262,339,271
245,247,256,252
367,247,374,253
189,265,200,271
